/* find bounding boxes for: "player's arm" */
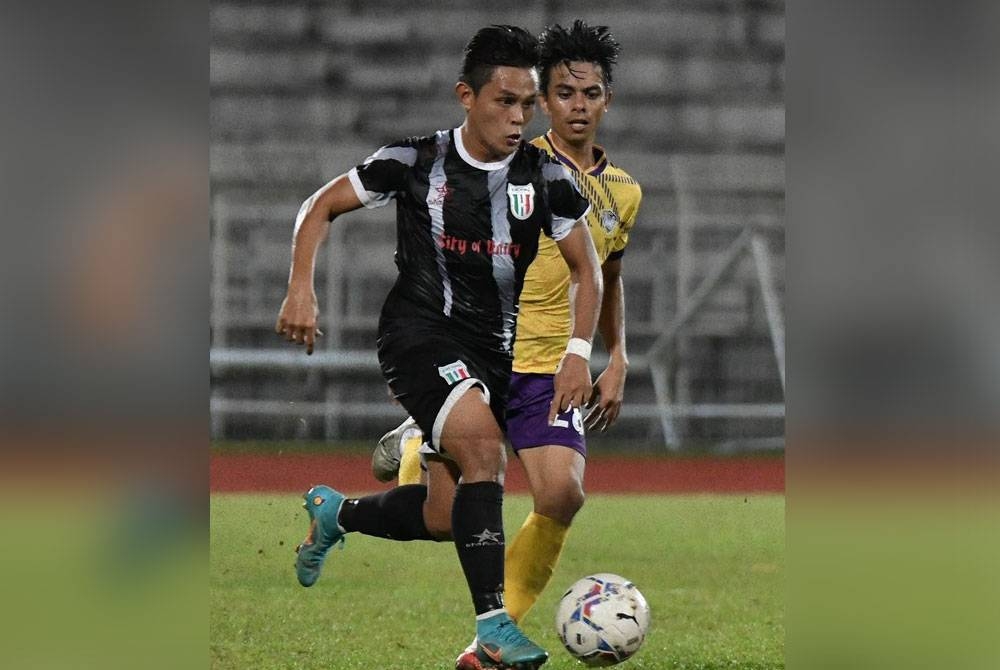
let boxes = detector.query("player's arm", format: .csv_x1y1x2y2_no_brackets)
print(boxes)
586,256,628,431
549,222,604,424
276,175,363,354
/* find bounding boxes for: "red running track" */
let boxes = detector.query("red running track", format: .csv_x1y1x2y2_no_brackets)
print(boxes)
211,453,783,494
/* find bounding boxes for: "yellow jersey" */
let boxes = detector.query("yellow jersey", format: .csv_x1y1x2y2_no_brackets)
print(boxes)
513,132,643,373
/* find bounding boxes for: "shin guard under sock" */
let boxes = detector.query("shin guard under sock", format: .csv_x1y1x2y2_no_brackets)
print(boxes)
452,481,506,615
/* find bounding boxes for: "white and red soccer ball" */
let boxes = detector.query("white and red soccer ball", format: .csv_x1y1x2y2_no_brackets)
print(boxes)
555,573,651,666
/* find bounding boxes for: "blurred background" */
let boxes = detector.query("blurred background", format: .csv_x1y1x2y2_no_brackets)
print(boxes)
209,0,785,452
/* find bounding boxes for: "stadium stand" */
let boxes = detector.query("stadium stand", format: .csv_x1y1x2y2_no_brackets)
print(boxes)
210,0,785,449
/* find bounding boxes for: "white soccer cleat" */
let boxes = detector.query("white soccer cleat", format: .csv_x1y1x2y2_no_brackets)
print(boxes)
371,416,420,482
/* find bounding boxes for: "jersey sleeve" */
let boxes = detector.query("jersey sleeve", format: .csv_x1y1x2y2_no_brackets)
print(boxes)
347,141,419,209
541,160,590,241
607,184,642,261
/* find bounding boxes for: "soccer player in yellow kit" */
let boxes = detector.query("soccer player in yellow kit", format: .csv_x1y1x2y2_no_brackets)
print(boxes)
370,21,642,669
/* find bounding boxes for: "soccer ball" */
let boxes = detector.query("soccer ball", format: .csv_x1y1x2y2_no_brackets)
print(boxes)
555,573,650,666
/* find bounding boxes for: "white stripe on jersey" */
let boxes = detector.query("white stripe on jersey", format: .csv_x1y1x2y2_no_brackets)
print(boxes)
368,145,417,165
542,161,583,240
487,168,516,353
426,131,453,316
348,146,417,208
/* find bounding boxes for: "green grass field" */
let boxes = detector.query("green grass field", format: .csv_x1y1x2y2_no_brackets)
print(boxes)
211,493,784,669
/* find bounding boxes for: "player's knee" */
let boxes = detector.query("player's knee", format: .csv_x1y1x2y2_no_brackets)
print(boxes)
535,482,585,526
458,438,507,481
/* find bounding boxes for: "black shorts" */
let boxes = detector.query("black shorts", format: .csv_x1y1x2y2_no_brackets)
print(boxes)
377,330,511,453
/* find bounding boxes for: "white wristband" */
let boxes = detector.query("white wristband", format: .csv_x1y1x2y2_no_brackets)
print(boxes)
565,337,592,361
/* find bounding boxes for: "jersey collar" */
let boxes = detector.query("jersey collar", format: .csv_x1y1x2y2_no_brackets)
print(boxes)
543,131,608,176
454,125,517,171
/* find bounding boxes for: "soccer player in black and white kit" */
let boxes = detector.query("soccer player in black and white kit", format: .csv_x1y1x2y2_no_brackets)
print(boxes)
275,26,602,669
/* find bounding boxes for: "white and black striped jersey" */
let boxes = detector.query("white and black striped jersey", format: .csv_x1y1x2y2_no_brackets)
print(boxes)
347,126,590,357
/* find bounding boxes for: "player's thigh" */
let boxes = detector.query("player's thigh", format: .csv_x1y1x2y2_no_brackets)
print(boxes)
518,445,586,516
506,372,587,521
439,387,506,482
378,334,509,456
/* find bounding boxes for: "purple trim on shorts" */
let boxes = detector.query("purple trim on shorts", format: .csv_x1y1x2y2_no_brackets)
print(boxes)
505,372,586,457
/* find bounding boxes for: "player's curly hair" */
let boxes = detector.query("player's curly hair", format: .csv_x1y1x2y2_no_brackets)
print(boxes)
459,25,540,94
537,20,621,93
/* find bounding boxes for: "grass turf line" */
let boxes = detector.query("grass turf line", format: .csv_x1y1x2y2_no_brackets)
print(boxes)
211,493,784,669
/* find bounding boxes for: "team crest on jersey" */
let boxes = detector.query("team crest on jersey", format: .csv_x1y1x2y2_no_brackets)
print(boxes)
507,183,535,220
600,208,620,233
438,360,471,385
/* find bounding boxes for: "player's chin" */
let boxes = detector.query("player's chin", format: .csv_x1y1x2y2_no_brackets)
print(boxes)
490,144,516,159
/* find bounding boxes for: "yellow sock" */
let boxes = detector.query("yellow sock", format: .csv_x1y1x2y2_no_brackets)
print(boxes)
504,512,570,623
397,435,423,485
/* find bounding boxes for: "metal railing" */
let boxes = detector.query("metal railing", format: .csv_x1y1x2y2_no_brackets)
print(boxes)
210,159,784,449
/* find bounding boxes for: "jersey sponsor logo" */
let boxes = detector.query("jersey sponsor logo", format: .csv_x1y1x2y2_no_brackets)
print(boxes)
429,181,452,206
600,208,620,233
437,233,523,258
438,360,471,385
507,183,535,220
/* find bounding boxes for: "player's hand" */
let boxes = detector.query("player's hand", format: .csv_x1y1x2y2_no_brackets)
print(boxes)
275,285,323,355
549,353,592,425
584,362,627,432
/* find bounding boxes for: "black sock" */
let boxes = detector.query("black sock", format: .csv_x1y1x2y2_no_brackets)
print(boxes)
452,481,506,615
337,484,434,541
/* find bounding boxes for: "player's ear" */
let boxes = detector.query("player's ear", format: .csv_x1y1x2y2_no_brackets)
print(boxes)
455,81,475,112
604,88,613,112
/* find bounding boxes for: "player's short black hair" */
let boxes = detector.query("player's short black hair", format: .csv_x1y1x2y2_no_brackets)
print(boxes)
459,25,540,94
537,20,622,93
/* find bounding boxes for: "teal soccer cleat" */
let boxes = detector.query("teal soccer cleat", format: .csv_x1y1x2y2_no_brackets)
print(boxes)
294,485,346,587
475,611,548,669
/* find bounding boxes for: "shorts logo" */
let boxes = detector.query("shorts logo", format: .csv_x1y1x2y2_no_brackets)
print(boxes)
600,208,619,233
438,360,470,385
507,183,535,220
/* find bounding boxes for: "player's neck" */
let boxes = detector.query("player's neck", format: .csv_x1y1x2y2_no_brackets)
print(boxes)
459,123,507,166
548,131,598,171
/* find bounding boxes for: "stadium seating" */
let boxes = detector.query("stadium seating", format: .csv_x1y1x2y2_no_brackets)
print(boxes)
209,0,785,448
